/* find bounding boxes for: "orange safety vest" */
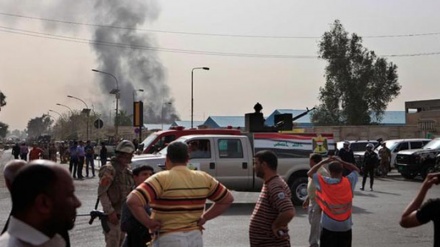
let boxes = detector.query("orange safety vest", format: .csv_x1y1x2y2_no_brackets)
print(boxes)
316,174,352,221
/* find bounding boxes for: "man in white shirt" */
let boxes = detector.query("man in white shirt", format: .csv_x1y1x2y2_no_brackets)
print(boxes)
0,160,82,247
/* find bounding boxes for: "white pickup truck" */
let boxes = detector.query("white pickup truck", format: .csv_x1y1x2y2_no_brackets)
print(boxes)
131,133,335,205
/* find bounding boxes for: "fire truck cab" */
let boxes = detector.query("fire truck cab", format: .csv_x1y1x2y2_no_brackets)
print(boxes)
140,126,241,154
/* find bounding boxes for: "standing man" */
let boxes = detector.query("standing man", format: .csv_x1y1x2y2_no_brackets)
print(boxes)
307,156,360,247
19,143,28,161
361,143,379,191
0,160,82,247
249,150,295,247
120,165,155,247
378,142,391,177
98,140,135,247
338,141,356,176
11,143,20,159
100,142,108,167
84,140,95,177
77,141,86,179
59,142,67,164
28,143,43,161
303,153,328,247
127,141,234,247
400,172,440,246
69,141,78,179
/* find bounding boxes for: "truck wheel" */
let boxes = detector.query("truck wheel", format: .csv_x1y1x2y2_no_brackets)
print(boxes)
289,177,308,206
420,166,433,180
401,171,416,179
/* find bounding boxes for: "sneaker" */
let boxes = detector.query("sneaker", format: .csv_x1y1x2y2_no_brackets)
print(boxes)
360,187,364,191
370,188,373,191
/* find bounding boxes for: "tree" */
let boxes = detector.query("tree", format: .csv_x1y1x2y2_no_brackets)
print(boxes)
27,115,53,139
0,91,6,109
311,20,401,125
117,110,133,126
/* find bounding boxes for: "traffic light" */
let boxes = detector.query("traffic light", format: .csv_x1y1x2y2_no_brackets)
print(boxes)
133,101,143,127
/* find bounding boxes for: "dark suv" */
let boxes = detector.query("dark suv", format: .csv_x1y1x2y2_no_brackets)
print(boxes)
395,138,440,179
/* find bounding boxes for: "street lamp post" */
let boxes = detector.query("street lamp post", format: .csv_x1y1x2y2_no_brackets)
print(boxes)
161,101,172,130
67,95,90,141
56,103,74,138
92,69,120,138
191,67,210,128
49,109,62,118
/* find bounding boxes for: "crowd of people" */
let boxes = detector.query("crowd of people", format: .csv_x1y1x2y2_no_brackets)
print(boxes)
10,140,112,181
1,139,439,247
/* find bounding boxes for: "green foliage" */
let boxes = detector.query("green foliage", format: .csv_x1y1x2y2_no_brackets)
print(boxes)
27,115,53,139
117,110,133,126
0,91,6,108
311,20,401,125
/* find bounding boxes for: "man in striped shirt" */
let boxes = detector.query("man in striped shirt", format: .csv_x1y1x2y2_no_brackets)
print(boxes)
126,141,234,247
249,150,295,247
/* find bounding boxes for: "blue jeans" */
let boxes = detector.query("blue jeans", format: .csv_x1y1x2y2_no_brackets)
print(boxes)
153,230,202,247
85,155,95,176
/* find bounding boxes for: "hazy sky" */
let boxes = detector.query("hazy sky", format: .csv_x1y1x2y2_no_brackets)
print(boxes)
1,0,440,130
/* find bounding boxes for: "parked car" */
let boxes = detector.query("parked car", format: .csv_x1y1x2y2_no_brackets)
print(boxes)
395,138,440,179
375,138,431,169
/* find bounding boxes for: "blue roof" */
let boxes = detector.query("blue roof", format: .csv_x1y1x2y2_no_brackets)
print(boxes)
265,109,313,127
203,116,244,128
265,109,406,126
371,111,405,125
143,124,172,131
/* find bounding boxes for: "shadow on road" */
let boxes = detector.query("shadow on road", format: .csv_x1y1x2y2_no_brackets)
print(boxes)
352,205,372,215
221,203,308,216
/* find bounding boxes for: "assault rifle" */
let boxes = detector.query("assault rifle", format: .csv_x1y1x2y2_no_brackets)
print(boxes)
76,210,110,233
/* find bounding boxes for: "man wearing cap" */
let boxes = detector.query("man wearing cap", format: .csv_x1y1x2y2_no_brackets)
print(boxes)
338,141,356,176
97,140,135,247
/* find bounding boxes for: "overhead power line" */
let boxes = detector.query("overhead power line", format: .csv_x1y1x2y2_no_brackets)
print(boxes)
1,25,440,59
1,12,440,39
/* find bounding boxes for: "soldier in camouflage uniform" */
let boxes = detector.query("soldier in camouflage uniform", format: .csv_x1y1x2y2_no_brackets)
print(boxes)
98,140,135,247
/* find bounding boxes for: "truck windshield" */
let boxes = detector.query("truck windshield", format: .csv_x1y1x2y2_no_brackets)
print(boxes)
423,139,440,150
141,133,159,151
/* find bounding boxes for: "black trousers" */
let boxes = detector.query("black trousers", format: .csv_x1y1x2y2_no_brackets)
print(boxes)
69,157,78,178
77,156,85,178
362,165,375,189
321,227,352,247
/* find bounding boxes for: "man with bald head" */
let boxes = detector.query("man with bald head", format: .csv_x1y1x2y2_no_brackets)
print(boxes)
3,159,27,192
0,160,82,247
2,159,27,234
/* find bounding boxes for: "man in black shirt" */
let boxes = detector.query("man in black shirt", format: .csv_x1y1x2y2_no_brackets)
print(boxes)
361,143,379,191
338,141,355,176
400,172,440,247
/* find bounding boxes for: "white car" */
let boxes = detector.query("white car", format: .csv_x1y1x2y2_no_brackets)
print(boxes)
376,138,431,169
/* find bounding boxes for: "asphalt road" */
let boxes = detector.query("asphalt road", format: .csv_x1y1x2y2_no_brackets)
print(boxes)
0,149,438,246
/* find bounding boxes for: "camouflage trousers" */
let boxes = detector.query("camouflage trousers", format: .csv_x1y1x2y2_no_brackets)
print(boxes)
379,160,390,176
104,221,124,247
